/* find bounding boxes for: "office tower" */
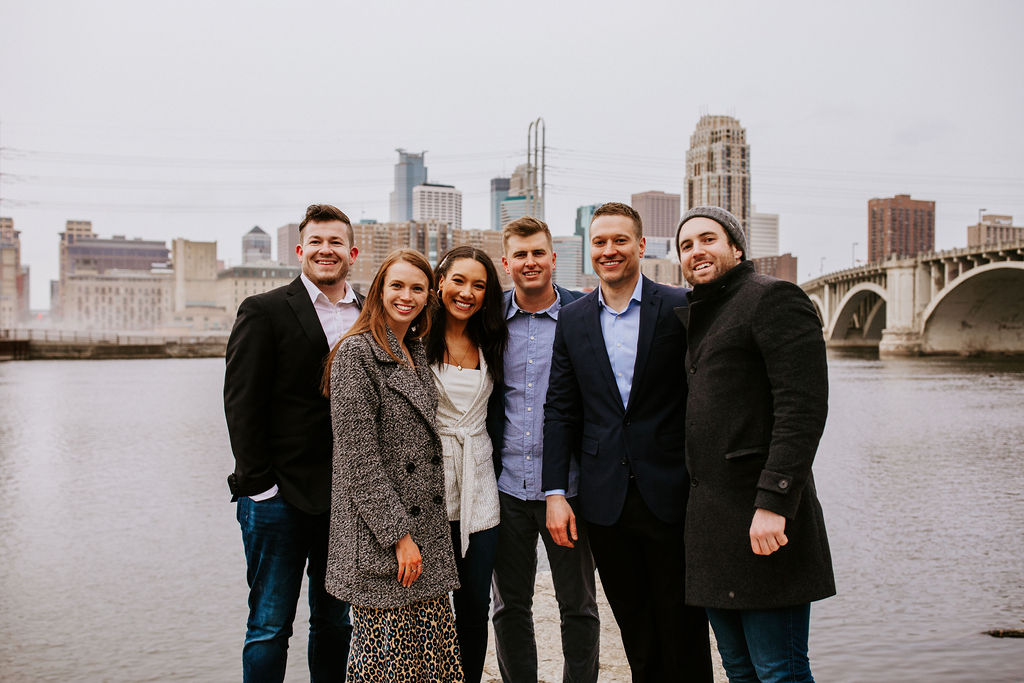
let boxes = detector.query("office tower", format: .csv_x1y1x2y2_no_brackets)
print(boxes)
491,177,511,230
751,253,798,284
631,190,680,239
276,223,300,266
242,226,272,264
575,204,600,275
453,227,510,289
867,194,935,262
172,238,218,312
748,209,779,260
0,217,26,326
509,163,543,219
685,114,751,243
967,214,1023,246
552,235,584,288
389,149,428,222
413,183,462,231
499,196,529,229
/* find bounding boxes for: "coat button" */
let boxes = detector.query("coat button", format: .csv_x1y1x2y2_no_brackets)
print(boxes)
406,462,416,473
691,478,699,487
433,495,443,504
778,480,789,489
624,417,631,426
409,506,421,516
431,455,441,465
689,365,696,374
620,459,627,466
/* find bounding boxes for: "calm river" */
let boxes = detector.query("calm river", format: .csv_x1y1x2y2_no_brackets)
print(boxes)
0,353,1021,681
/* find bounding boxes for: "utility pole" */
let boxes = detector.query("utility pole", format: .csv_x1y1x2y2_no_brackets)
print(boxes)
527,117,545,220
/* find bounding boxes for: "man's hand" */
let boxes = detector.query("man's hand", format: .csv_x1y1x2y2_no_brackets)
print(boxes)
749,507,788,556
546,494,577,548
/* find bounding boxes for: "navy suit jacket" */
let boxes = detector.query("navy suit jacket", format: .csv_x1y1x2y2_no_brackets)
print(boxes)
486,285,584,476
542,276,691,526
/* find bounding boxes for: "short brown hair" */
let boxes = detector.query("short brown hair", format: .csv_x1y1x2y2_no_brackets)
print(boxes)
299,204,354,246
591,202,642,239
502,216,553,254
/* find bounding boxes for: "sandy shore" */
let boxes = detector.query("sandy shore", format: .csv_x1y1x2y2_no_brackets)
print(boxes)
481,571,728,682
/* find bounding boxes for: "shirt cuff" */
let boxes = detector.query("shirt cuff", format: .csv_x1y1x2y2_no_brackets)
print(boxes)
544,489,567,497
249,484,279,501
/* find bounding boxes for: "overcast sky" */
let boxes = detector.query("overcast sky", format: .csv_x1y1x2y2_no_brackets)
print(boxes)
2,0,1022,308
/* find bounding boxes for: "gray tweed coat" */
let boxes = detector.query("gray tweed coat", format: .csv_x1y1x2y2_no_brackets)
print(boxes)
682,261,835,610
325,329,459,609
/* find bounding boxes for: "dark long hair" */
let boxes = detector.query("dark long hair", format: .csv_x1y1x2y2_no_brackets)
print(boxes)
321,249,437,395
426,246,507,385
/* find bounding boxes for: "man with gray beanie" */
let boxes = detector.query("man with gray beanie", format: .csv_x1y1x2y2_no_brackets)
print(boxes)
675,206,835,682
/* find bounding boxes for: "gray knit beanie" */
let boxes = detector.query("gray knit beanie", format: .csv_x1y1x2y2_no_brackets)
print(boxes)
676,206,747,260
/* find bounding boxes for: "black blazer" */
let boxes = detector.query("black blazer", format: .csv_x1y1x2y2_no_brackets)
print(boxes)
542,276,691,526
485,284,584,477
224,276,362,515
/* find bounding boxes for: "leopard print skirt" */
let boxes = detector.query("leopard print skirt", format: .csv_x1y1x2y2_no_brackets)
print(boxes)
347,595,464,682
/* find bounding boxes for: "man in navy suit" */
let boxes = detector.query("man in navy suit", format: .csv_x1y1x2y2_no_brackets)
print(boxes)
543,202,712,682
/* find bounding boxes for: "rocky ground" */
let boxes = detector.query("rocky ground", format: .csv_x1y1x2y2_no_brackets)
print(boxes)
481,571,728,682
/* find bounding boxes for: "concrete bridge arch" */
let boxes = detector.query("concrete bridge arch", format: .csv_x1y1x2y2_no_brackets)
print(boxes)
828,282,887,346
920,262,1024,354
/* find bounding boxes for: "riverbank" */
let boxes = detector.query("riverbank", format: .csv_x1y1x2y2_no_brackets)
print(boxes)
482,570,728,682
0,329,227,360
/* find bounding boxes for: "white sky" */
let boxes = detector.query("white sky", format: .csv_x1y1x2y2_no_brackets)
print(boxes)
2,0,1022,309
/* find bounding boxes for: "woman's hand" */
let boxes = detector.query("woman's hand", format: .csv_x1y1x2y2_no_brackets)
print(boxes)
395,533,423,587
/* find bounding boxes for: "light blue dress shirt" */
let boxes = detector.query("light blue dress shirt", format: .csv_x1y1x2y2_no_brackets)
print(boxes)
498,288,579,501
596,275,644,409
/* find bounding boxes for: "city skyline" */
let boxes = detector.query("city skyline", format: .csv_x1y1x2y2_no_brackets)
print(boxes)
2,1,1022,308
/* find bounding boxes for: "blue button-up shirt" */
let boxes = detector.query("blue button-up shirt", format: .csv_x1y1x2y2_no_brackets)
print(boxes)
497,288,579,501
597,275,644,409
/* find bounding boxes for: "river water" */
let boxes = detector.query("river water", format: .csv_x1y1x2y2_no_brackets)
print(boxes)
0,353,1021,682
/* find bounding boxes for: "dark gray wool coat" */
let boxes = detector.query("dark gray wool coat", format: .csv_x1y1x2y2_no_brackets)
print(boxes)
325,330,459,609
682,261,836,610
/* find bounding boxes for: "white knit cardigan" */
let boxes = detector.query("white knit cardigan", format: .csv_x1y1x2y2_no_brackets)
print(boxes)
431,355,500,555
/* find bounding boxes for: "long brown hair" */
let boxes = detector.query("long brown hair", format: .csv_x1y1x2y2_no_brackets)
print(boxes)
321,249,437,395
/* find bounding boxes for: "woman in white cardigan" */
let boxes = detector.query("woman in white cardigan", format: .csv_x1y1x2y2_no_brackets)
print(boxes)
427,246,508,683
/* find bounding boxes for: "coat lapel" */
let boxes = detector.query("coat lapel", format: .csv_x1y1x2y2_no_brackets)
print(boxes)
625,277,660,414
374,332,438,430
286,278,329,352
580,292,623,411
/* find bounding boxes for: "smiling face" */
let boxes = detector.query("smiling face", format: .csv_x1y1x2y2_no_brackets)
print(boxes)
381,259,430,336
590,214,645,289
677,216,743,285
438,257,488,323
503,232,555,297
296,219,356,287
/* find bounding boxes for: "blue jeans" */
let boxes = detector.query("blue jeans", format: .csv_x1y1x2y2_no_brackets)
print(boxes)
705,604,813,683
237,495,351,683
450,522,500,683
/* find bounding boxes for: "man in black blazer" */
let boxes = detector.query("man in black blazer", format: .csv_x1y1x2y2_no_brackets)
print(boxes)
224,204,361,682
543,202,712,682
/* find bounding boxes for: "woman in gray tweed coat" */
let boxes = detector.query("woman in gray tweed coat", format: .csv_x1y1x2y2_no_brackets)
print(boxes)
323,249,463,682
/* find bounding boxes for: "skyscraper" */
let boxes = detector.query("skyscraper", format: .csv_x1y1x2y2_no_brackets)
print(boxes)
552,235,584,288
631,191,680,239
390,149,428,222
867,194,935,262
685,115,751,243
413,183,462,231
276,223,300,266
490,177,511,230
0,217,27,326
242,226,272,264
575,204,600,275
748,209,779,260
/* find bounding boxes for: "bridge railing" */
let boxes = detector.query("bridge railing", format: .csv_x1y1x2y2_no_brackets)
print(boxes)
0,328,229,345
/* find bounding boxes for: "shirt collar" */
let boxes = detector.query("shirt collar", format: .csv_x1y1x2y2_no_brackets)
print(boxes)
597,274,644,311
507,286,562,321
300,272,355,305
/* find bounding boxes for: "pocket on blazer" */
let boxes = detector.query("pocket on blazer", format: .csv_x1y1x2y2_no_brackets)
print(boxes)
724,446,768,461
356,522,398,577
581,436,599,457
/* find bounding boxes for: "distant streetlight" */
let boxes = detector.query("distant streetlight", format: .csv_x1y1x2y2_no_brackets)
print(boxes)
851,242,859,267
819,257,826,274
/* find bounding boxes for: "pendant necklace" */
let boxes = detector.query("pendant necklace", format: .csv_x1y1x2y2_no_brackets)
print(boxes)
449,340,473,371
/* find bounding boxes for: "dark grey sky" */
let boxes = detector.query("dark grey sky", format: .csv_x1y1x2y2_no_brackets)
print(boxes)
2,0,1022,308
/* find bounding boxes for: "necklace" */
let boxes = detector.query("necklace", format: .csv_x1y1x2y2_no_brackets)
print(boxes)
447,339,474,371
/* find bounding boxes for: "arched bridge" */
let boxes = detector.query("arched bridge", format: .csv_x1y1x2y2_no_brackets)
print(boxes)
801,240,1024,356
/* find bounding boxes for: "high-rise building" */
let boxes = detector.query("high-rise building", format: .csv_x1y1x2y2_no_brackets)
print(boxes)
172,238,219,312
390,149,428,222
967,214,1023,246
632,191,680,239
685,115,751,244
452,227,510,289
748,209,779,260
499,196,529,229
552,236,584,288
242,226,272,264
751,253,798,284
867,194,935,262
509,163,543,219
575,204,600,275
490,177,511,230
0,217,27,326
413,183,462,231
276,223,300,266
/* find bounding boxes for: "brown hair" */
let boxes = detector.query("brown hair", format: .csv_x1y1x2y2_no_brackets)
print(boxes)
299,204,354,247
321,249,436,395
502,215,553,253
591,202,643,239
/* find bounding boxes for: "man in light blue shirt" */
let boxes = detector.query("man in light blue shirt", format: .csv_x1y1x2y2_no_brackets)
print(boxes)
486,216,600,683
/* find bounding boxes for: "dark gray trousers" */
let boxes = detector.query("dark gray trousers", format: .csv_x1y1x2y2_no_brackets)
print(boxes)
491,492,600,683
